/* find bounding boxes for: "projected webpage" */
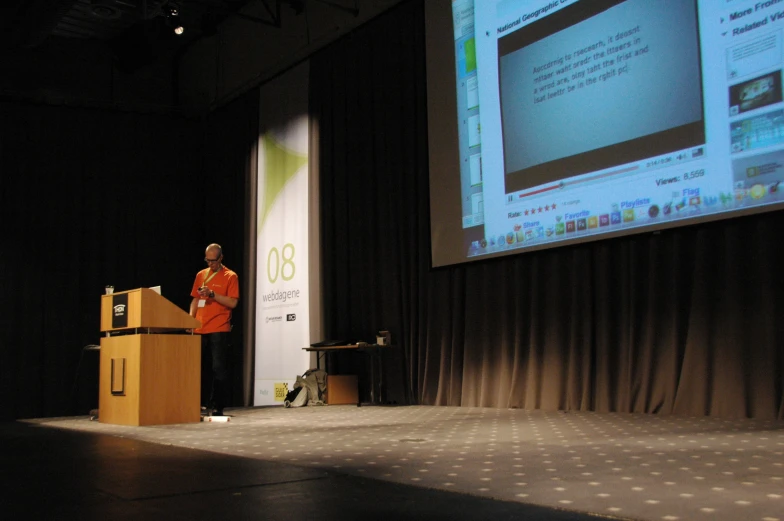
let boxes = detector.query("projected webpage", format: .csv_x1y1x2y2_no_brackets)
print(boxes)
450,0,784,258
453,0,485,228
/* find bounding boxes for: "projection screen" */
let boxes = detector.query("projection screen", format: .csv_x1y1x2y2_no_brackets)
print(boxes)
426,0,784,267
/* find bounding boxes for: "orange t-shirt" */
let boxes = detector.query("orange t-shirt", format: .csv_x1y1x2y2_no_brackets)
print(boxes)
190,266,240,334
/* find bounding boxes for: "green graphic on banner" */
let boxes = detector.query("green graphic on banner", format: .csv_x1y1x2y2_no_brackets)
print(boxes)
259,133,308,230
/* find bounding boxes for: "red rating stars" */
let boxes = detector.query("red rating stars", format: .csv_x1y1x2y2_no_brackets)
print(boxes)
524,203,556,216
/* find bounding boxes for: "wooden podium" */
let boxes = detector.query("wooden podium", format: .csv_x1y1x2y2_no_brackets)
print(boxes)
99,288,201,426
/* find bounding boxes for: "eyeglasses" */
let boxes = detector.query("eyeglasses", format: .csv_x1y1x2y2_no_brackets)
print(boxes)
204,257,221,263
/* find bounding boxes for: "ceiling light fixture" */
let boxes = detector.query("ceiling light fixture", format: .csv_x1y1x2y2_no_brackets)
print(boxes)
164,1,184,35
167,2,180,17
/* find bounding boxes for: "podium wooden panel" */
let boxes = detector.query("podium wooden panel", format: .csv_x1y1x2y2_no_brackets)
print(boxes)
99,334,200,426
99,288,202,426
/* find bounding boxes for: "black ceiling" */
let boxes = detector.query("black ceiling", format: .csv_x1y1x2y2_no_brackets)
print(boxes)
6,1,244,45
0,0,320,71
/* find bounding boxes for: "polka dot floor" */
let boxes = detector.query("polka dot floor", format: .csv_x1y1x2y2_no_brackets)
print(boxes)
28,406,784,521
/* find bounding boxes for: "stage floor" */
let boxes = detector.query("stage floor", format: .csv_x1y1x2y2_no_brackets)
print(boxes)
12,406,784,521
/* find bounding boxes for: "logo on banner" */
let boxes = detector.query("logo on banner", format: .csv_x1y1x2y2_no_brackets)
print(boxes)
265,316,283,323
286,314,296,321
274,382,289,401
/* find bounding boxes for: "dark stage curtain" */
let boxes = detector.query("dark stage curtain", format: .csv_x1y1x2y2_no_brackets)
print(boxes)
201,91,259,407
0,94,256,420
311,0,784,419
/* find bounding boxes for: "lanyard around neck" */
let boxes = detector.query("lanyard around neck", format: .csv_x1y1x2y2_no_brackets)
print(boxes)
203,267,221,286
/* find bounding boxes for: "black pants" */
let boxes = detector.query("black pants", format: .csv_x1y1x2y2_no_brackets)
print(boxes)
201,332,230,412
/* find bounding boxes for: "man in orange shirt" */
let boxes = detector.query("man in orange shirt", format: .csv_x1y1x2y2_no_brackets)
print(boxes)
190,243,239,416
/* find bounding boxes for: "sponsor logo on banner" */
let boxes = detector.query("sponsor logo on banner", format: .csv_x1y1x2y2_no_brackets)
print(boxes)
286,314,296,321
274,382,289,401
256,379,295,402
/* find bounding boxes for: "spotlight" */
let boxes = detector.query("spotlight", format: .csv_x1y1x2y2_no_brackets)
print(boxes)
167,2,180,17
164,2,184,35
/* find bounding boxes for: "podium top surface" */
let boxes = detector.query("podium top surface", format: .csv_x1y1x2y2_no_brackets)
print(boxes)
101,288,200,332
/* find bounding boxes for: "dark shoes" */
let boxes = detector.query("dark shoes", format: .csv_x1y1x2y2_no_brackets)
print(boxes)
201,404,224,416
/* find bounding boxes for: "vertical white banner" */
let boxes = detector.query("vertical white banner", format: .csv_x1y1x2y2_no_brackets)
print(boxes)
254,63,311,406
